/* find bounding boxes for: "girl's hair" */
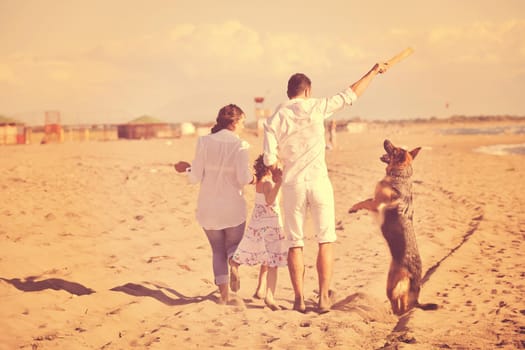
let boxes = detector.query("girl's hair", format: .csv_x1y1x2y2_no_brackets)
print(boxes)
211,104,245,134
253,154,270,182
287,73,311,99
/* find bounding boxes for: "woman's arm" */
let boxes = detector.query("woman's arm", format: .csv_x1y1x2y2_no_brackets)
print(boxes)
236,140,255,185
185,137,205,184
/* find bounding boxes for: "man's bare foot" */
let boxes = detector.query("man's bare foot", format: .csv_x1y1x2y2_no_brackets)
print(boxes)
293,298,306,313
229,259,240,292
317,303,331,314
318,290,335,314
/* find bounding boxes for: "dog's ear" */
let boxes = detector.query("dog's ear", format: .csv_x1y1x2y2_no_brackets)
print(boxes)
384,139,395,154
380,154,390,163
410,147,422,160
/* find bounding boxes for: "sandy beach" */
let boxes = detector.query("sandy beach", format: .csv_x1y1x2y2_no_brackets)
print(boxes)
1,120,524,350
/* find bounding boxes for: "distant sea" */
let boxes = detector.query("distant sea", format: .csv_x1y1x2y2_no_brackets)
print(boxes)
439,125,525,156
439,125,525,136
473,143,525,156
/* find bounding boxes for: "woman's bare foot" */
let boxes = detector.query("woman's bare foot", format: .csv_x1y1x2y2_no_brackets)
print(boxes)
218,283,229,304
229,258,240,292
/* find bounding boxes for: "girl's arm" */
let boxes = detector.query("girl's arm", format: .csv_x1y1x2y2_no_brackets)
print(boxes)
262,180,281,205
262,168,282,205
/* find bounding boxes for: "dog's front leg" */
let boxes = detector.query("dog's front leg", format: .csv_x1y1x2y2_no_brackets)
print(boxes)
348,198,379,213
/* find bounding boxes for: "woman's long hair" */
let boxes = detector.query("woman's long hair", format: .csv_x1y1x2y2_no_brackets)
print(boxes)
211,104,245,134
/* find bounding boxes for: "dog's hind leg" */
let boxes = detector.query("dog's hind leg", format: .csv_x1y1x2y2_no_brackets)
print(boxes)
390,299,401,315
387,265,412,315
392,277,410,315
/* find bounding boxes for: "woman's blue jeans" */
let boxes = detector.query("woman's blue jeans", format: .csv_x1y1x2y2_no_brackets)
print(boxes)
203,222,245,285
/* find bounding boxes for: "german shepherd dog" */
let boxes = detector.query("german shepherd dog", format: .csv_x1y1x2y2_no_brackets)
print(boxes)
348,139,437,316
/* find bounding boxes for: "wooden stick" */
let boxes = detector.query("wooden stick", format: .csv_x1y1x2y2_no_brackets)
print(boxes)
386,47,414,67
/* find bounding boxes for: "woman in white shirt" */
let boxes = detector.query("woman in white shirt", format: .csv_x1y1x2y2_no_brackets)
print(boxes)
175,104,255,304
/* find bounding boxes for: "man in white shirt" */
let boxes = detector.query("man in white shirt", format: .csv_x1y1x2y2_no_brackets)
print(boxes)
263,62,389,313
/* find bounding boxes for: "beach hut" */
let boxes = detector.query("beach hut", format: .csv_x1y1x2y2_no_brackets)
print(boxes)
0,116,26,145
180,122,196,136
345,121,367,134
117,115,174,139
195,122,215,136
41,110,64,144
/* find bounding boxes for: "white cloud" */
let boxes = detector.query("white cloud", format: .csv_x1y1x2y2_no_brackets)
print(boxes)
5,20,374,85
3,15,523,122
167,20,265,77
427,20,525,65
262,33,334,75
169,24,196,41
336,43,368,61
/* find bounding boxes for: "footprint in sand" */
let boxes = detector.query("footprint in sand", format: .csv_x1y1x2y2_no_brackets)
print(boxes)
226,295,246,310
146,255,171,264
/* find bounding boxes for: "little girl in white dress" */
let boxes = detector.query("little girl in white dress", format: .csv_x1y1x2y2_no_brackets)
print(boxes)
232,154,288,310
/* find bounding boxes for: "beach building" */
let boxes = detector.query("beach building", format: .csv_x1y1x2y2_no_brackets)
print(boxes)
195,122,215,136
117,116,178,139
0,116,27,145
254,96,272,137
344,121,367,134
180,122,196,136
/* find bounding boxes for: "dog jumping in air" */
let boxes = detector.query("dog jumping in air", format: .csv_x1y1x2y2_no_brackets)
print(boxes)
349,139,437,316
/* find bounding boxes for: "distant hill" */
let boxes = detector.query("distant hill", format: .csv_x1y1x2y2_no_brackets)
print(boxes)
127,115,167,124
0,115,23,124
362,115,525,124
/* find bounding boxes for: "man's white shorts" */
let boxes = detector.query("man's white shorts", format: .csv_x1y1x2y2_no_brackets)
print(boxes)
281,177,336,247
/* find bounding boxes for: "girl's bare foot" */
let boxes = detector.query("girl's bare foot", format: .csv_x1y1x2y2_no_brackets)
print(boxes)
264,298,280,311
253,265,268,299
253,290,265,299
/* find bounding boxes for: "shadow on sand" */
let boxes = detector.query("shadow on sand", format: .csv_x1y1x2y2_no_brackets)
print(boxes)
1,277,218,306
110,282,217,306
0,276,95,296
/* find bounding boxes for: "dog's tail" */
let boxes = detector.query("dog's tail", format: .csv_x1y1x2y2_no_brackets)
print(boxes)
415,301,438,311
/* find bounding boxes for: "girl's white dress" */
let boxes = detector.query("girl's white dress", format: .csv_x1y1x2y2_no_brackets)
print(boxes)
233,192,288,267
